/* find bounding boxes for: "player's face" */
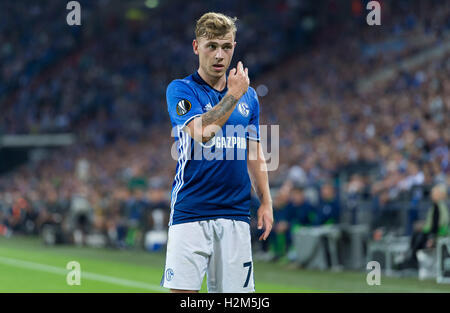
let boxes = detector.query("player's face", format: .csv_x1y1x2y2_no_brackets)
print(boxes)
193,32,236,79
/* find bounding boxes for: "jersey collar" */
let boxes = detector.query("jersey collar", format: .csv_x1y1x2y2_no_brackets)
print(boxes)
193,71,228,94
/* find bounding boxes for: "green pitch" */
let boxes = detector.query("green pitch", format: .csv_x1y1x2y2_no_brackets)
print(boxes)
0,236,449,293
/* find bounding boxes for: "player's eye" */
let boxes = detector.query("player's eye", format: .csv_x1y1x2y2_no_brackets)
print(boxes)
208,44,216,49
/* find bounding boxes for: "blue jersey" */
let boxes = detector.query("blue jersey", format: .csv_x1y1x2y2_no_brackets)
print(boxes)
166,71,260,226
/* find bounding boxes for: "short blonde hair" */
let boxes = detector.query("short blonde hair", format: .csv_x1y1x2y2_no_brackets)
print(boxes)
195,12,237,40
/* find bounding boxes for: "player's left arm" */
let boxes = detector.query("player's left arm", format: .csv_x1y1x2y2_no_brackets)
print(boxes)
247,140,273,241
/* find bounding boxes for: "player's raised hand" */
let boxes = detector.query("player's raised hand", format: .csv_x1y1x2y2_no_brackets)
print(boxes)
227,61,250,100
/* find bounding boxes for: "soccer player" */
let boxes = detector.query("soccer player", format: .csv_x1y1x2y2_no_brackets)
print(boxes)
161,12,273,293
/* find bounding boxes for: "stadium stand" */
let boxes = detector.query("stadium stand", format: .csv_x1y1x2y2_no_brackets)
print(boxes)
0,0,449,279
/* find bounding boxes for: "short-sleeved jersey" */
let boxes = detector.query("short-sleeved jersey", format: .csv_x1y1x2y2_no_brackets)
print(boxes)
166,71,260,226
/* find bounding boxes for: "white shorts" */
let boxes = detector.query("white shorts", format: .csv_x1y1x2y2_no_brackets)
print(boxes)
161,218,254,293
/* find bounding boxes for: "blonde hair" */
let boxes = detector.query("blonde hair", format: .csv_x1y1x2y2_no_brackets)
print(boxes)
195,12,237,40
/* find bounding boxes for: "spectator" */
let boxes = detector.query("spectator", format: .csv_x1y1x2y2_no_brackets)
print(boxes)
396,184,449,269
272,183,316,260
315,183,340,225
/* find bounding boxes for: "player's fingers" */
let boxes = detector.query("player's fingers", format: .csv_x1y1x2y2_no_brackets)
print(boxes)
263,223,272,241
260,216,271,241
229,68,236,76
245,67,248,77
237,61,244,73
257,213,263,230
259,224,266,241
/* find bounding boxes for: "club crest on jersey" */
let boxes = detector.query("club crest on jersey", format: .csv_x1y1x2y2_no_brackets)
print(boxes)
204,103,213,112
238,102,250,117
176,99,191,116
165,268,174,281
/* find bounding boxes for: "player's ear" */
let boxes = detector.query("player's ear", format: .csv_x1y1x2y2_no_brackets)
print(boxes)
193,39,199,55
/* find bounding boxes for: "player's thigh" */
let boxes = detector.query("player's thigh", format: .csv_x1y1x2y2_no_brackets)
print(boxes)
162,221,211,291
207,219,254,293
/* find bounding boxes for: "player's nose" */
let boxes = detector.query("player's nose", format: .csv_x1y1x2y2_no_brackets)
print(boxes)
215,48,224,59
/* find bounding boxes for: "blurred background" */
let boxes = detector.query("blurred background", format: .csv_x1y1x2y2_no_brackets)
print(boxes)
0,0,450,292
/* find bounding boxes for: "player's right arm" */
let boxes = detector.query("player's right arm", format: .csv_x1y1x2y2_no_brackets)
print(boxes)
186,61,249,143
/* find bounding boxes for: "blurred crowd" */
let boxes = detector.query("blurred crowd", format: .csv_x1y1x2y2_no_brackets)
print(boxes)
0,0,449,256
0,0,318,247
1,0,308,136
0,136,171,248
263,0,450,187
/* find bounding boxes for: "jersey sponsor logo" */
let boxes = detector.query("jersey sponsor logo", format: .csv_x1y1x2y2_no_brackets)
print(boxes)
214,136,247,149
176,99,192,116
165,268,174,281
238,102,250,117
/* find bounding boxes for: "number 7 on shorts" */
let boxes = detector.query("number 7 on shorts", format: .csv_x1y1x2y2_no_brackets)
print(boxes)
243,261,252,288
